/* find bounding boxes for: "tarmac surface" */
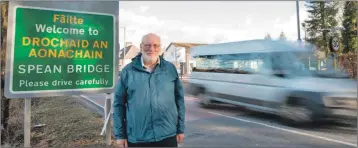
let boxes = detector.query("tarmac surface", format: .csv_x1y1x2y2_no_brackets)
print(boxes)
78,93,357,148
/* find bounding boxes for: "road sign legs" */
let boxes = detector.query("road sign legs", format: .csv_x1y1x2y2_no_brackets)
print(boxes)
24,98,31,147
104,94,112,145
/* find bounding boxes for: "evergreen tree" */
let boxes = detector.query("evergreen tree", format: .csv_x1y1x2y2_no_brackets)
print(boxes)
279,31,287,40
264,33,272,40
342,1,357,53
304,1,339,53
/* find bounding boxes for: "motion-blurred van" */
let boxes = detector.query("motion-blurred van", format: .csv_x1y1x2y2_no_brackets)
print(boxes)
187,39,357,125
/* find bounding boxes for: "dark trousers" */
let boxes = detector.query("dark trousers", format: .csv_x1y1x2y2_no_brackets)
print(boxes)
128,135,178,147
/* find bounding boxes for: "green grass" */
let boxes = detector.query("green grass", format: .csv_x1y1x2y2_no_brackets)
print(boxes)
3,96,116,147
31,96,108,147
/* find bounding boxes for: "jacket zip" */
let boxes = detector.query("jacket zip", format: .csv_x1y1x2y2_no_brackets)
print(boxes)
148,73,156,139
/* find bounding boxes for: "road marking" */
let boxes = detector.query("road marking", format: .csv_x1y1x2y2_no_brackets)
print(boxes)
81,95,197,107
185,98,199,101
208,111,356,147
80,95,104,109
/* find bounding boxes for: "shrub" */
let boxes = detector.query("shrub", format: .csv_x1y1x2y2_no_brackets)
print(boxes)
338,52,357,79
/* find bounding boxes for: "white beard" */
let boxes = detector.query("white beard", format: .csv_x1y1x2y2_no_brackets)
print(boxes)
142,53,159,64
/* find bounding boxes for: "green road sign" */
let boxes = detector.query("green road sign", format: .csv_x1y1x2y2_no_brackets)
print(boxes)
7,6,116,96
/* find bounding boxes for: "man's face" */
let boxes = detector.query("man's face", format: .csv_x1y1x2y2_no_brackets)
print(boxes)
140,35,161,62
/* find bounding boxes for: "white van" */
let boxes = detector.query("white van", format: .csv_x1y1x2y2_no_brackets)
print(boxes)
187,39,357,125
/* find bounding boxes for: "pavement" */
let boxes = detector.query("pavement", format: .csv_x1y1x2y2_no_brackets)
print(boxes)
78,93,357,148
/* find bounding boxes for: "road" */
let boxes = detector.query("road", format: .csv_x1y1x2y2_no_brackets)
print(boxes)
79,93,357,148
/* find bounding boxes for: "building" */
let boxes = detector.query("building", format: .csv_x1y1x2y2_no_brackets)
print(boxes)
163,42,207,75
119,44,140,71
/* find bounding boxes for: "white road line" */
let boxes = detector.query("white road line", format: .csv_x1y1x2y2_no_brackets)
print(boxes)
208,111,357,147
80,95,104,109
185,98,199,101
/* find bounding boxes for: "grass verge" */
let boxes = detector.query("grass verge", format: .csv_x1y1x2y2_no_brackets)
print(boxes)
2,96,114,147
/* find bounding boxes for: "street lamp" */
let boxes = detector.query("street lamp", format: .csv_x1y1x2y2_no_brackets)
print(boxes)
317,27,345,32
302,23,307,41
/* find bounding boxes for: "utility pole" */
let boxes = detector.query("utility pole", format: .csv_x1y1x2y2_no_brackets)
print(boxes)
119,27,126,70
175,47,177,68
123,27,126,61
296,0,301,42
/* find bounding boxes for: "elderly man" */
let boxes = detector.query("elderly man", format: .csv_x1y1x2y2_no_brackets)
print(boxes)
113,33,185,147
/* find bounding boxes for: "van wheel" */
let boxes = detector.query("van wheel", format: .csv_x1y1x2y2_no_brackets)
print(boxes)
198,91,212,108
279,98,315,126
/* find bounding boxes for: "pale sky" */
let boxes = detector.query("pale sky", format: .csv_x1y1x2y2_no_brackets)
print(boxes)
118,1,309,49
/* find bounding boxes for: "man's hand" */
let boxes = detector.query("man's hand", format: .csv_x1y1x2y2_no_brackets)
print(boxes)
116,139,128,147
176,134,184,143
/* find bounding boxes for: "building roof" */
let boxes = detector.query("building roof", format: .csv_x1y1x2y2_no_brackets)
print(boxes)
119,45,140,59
165,42,207,52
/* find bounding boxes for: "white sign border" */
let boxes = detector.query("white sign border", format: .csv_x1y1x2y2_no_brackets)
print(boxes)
5,3,118,98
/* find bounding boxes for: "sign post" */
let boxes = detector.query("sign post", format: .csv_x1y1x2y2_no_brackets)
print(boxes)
24,98,31,147
5,2,119,147
104,93,112,145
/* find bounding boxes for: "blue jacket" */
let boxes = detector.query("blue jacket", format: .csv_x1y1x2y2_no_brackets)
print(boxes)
113,53,185,143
